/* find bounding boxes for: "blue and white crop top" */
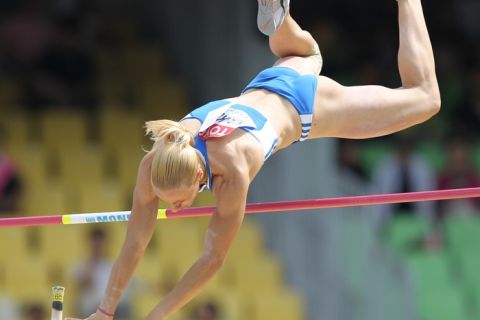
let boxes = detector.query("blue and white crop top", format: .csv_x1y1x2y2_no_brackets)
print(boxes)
182,99,278,191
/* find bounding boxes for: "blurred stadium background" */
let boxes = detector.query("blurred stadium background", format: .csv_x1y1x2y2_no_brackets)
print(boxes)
0,0,479,319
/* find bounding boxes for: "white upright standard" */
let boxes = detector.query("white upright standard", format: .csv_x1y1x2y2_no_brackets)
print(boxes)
51,286,65,320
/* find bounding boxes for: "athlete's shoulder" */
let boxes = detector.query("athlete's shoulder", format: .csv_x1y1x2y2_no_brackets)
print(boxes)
134,152,156,203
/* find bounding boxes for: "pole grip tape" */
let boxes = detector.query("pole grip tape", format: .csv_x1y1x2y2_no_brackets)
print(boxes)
157,209,167,219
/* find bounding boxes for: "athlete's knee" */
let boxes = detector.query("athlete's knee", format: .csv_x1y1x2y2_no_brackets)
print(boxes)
301,30,322,74
306,42,323,75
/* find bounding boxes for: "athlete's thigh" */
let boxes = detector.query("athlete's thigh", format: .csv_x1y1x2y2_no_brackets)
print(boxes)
308,76,437,139
274,55,322,76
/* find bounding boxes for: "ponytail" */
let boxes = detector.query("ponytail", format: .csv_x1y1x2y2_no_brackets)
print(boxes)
145,120,194,148
145,120,199,190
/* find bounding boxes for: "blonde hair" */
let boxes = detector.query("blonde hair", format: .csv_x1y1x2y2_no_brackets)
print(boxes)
145,120,199,190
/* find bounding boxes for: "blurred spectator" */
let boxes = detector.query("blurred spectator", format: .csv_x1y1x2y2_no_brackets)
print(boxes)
336,139,371,195
50,0,98,47
0,149,22,214
0,0,55,71
420,230,444,252
454,69,480,136
192,301,220,320
309,20,352,78
71,228,133,319
0,293,20,319
23,303,46,320
23,25,97,111
372,134,435,219
436,137,480,220
456,0,480,40
0,0,97,111
355,60,383,86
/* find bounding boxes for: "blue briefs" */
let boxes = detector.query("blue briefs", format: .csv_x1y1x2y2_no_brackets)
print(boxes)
242,66,318,141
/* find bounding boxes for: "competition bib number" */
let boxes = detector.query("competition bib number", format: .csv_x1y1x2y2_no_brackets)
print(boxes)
199,108,257,140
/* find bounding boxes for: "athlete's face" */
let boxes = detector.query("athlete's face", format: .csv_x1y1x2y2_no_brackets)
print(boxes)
155,183,200,212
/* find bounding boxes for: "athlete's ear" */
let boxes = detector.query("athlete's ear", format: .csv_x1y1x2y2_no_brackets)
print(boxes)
197,166,204,179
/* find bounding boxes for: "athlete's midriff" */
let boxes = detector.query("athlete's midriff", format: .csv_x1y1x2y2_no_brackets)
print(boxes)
225,88,303,149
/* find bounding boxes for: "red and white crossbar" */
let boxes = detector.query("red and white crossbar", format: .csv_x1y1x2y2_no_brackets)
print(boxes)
1,187,479,228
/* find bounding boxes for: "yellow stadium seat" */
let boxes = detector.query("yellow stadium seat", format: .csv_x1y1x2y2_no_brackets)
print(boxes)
227,221,265,265
97,110,145,189
135,251,203,299
158,255,202,287
56,145,105,194
224,255,283,296
4,256,50,302
138,81,188,120
40,112,88,153
0,227,30,266
154,220,203,260
37,225,88,273
102,222,129,259
132,294,186,320
78,181,127,213
99,110,144,154
116,148,144,191
251,289,305,320
23,181,68,216
135,253,163,291
0,112,30,147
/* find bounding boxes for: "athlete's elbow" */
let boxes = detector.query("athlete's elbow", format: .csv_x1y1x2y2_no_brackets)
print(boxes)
123,240,147,261
202,252,226,272
420,87,441,120
431,93,441,115
426,93,441,119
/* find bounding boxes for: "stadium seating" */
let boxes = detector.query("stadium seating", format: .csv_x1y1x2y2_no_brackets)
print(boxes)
387,215,431,255
406,252,453,294
417,287,468,320
0,227,30,267
385,213,479,319
40,112,89,154
4,256,50,303
250,289,305,320
37,225,88,272
57,145,105,193
0,112,30,148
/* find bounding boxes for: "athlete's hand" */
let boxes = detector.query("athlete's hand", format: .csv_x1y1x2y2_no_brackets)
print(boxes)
65,310,112,320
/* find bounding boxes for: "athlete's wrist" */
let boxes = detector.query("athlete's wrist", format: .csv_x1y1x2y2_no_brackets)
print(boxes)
97,306,114,318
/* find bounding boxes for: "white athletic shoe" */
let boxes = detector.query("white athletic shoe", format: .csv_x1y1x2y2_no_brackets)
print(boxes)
257,0,290,36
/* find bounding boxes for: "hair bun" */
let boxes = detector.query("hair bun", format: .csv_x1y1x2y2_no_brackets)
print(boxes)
145,120,194,148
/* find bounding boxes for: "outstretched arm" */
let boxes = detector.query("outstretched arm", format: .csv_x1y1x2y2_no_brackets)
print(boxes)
145,169,249,319
66,157,159,320
98,194,158,314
